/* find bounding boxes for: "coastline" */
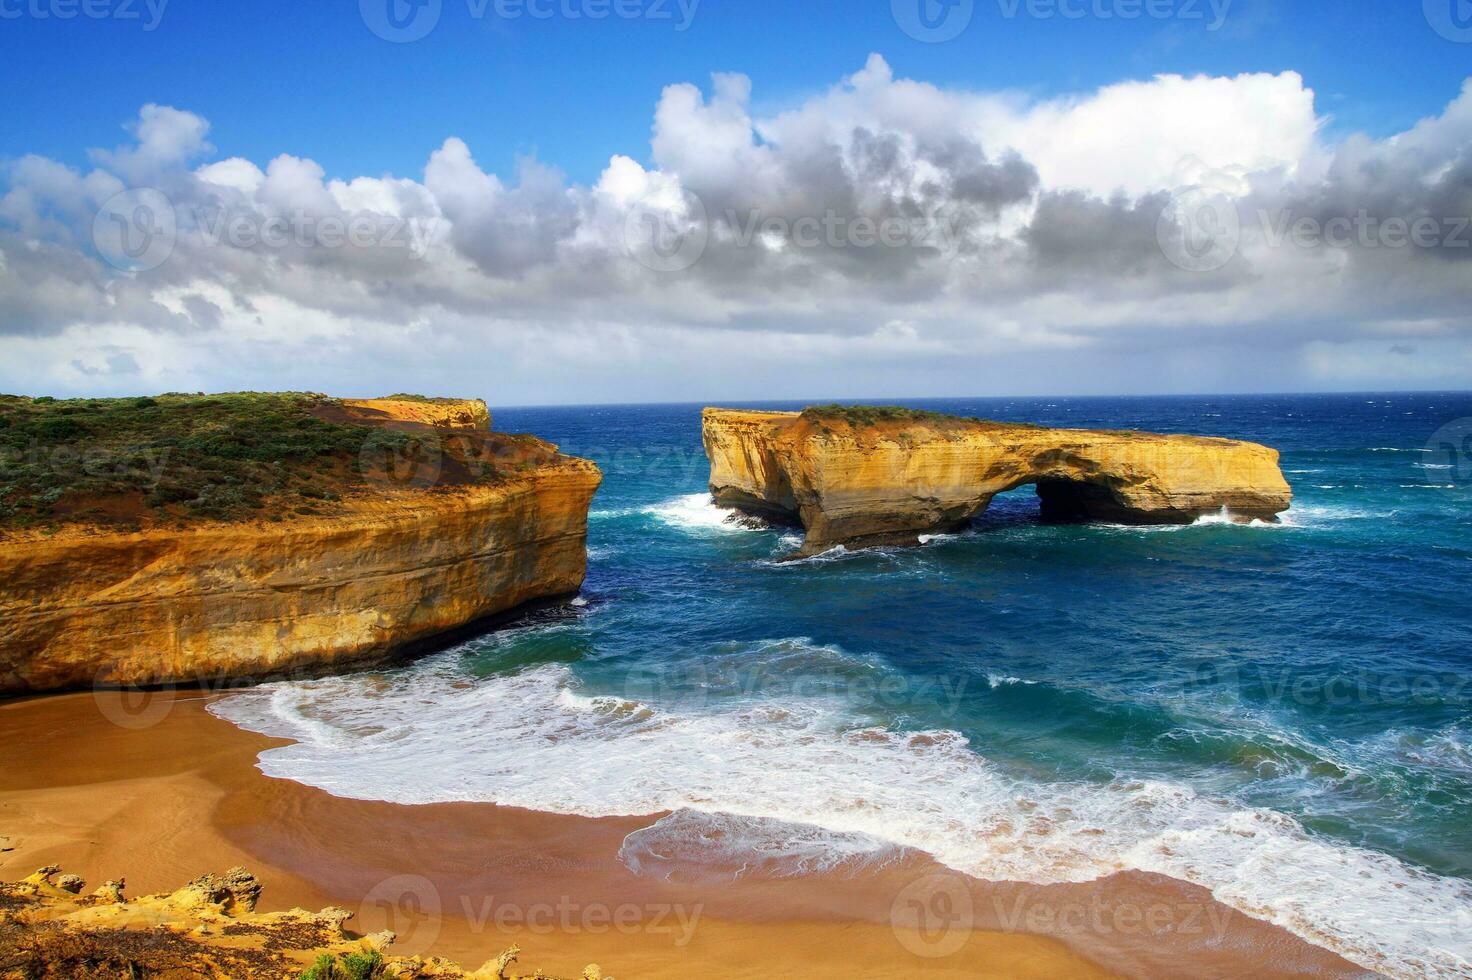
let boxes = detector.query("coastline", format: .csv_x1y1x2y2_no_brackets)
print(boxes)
0,689,1365,978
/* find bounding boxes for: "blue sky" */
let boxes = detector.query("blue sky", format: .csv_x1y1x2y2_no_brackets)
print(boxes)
4,0,1468,185
1,0,1470,401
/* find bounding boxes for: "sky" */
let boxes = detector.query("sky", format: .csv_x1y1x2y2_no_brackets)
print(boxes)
1,0,1470,403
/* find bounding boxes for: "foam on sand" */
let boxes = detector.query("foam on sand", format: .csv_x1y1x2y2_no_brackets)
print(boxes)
212,647,1472,979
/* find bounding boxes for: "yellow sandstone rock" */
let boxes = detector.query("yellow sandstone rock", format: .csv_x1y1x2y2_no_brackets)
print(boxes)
342,397,493,431
703,407,1292,555
0,462,600,695
0,393,602,697
0,866,607,979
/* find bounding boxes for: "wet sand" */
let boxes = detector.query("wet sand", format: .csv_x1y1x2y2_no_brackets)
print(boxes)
0,689,1367,978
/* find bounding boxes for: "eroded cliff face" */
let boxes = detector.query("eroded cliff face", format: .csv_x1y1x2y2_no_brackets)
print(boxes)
341,397,492,431
704,408,1292,554
0,451,600,697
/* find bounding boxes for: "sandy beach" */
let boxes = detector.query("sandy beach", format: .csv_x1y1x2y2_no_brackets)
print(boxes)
0,688,1366,978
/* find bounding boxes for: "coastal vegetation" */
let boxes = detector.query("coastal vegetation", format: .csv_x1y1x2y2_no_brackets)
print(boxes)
799,403,975,426
0,392,552,530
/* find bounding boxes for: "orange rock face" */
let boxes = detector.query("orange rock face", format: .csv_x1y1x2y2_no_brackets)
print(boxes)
0,459,601,696
703,408,1293,554
340,397,492,431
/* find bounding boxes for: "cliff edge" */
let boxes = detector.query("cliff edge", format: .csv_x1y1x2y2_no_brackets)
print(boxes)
703,406,1292,555
0,392,601,696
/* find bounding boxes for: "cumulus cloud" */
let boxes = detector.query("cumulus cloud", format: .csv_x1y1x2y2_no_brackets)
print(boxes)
0,57,1469,400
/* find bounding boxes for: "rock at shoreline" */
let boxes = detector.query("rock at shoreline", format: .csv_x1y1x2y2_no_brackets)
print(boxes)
703,406,1292,555
0,865,607,979
0,392,602,696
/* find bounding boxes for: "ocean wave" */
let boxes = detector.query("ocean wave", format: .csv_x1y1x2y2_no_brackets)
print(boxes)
212,657,1472,978
986,674,1039,689
641,493,749,533
1092,508,1295,533
1361,725,1472,777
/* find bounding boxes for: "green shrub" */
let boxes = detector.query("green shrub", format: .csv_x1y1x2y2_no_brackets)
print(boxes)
801,404,970,426
299,949,384,980
0,391,548,530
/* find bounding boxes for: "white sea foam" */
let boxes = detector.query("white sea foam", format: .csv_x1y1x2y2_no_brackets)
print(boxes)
641,493,747,533
986,674,1039,689
212,652,1472,978
1096,508,1294,533
618,809,905,881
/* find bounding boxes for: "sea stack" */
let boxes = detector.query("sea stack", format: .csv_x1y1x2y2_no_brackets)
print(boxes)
0,394,602,695
703,406,1292,555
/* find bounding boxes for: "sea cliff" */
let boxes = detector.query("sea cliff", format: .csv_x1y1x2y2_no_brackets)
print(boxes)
704,406,1292,554
0,393,600,695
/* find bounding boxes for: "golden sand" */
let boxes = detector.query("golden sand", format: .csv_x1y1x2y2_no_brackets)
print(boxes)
0,690,1360,978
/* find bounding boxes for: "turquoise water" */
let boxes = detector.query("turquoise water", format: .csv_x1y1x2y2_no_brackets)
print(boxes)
213,393,1472,977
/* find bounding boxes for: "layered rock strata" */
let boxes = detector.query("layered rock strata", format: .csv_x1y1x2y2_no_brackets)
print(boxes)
0,399,600,696
703,408,1292,554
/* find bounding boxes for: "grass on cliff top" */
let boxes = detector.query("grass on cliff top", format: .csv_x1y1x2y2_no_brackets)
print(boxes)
378,393,466,404
0,391,552,532
800,404,1045,430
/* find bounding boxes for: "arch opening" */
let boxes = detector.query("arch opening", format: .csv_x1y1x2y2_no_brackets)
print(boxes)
968,477,1138,529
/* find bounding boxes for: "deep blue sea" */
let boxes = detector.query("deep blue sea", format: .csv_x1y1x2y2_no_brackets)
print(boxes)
213,393,1472,977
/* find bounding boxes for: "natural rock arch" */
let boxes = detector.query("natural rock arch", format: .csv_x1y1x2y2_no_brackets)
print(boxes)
703,408,1292,555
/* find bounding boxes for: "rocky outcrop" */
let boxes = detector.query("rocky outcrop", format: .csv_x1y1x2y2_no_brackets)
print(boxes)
0,406,601,696
704,408,1292,554
342,397,493,431
0,865,606,979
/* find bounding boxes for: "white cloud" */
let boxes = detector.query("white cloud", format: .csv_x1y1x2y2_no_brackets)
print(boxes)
0,58,1469,401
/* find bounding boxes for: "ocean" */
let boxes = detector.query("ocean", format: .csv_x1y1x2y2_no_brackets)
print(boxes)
210,393,1472,978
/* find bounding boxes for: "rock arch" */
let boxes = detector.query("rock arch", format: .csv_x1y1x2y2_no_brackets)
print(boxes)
703,408,1293,555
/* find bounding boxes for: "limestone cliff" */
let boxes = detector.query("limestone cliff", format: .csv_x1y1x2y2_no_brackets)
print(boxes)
0,865,606,979
342,396,493,431
704,407,1292,554
0,395,601,696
